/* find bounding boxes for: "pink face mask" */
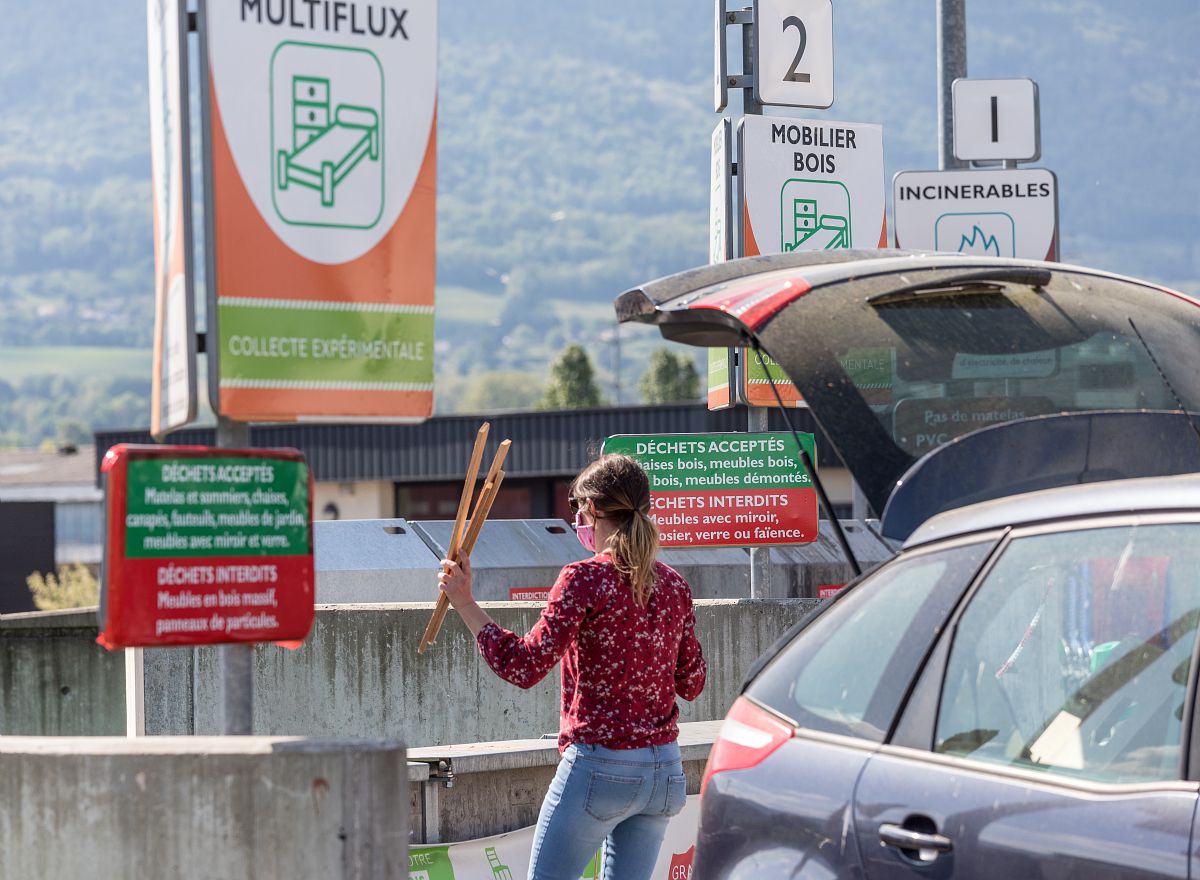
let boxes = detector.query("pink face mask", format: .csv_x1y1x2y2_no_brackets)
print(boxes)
573,509,597,552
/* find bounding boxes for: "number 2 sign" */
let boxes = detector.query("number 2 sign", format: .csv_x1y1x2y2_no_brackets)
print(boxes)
753,0,834,109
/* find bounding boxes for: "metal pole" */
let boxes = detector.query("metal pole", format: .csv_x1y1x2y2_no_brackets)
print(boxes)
937,0,968,170
217,415,254,734
740,15,771,598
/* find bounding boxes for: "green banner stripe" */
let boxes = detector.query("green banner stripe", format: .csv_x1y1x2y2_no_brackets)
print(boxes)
219,303,433,384
222,379,433,391
220,297,435,315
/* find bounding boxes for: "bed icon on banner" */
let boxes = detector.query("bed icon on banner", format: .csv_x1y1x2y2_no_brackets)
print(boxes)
271,42,383,229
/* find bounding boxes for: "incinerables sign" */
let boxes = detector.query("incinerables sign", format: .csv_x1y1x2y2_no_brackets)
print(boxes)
893,168,1059,261
98,445,315,649
202,0,437,422
603,433,818,548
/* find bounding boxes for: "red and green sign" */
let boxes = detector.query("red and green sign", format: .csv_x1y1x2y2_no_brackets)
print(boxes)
98,444,314,649
603,432,818,548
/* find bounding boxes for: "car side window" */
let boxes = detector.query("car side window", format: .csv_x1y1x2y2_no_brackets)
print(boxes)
746,542,992,742
935,523,1200,783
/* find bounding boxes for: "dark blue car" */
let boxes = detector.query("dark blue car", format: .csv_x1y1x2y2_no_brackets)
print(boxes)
616,252,1200,877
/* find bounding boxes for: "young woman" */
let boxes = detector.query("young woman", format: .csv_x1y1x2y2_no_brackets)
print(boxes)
438,453,707,880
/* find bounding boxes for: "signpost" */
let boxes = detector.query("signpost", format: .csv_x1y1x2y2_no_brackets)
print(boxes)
603,433,818,549
953,77,1040,163
893,168,1059,260
98,445,315,650
752,0,834,109
147,0,197,439
199,0,438,422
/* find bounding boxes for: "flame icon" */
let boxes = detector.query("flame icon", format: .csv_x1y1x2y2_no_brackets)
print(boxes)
958,225,1001,256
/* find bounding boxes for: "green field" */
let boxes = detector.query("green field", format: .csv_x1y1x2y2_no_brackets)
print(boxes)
0,345,151,382
436,286,503,323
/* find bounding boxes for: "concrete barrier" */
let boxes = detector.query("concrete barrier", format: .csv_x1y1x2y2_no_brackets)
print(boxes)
0,599,819,742
0,736,408,879
408,720,720,844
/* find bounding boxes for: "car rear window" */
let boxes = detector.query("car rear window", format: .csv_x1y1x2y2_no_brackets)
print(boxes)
746,541,992,742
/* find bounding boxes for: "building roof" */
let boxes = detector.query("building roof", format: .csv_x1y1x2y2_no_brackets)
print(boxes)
0,445,102,502
93,405,841,485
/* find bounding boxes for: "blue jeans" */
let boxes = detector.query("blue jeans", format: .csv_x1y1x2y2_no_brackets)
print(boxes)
528,741,687,880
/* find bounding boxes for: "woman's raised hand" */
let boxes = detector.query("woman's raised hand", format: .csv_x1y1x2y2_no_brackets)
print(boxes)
438,552,475,609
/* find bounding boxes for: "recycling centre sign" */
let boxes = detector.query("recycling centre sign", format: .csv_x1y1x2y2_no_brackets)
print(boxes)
740,115,886,257
893,168,1059,260
202,0,437,422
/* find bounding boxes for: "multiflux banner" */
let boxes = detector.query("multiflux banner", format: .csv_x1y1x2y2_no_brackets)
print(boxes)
203,0,437,421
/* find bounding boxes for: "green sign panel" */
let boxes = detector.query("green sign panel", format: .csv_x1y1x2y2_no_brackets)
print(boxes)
604,432,818,547
125,457,310,558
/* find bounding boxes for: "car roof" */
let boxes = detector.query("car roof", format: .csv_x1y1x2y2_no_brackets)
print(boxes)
903,472,1200,550
615,251,1200,533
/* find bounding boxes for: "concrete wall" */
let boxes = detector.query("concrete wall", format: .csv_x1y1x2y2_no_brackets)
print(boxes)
1,599,819,743
0,736,407,879
0,608,126,735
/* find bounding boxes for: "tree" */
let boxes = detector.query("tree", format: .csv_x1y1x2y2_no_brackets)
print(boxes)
540,343,605,409
639,348,700,404
459,370,545,413
27,564,99,610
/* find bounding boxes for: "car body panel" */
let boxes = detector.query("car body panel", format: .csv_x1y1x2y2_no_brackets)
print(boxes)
854,748,1197,880
695,734,872,880
904,472,1200,551
881,410,1200,541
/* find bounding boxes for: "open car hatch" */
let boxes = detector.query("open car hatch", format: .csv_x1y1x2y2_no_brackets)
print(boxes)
615,251,1200,539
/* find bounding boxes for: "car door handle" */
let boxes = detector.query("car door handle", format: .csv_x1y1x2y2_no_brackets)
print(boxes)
878,823,953,861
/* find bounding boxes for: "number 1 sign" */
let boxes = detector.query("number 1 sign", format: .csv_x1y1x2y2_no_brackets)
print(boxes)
754,0,834,109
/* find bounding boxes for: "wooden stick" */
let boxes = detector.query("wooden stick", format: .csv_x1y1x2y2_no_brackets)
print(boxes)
447,424,491,561
477,436,511,504
419,470,506,653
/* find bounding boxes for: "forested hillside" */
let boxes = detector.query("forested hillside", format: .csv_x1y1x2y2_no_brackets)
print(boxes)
0,0,1196,445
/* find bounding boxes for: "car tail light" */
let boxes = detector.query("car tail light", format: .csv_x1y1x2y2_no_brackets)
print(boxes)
700,697,792,795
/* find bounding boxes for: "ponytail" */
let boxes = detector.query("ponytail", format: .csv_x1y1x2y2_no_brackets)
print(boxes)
569,454,661,607
608,508,660,607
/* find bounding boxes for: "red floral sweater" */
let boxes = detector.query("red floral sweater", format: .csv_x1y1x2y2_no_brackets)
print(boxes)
477,554,707,751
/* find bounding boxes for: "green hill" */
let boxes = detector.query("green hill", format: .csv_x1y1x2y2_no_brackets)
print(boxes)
0,0,1196,445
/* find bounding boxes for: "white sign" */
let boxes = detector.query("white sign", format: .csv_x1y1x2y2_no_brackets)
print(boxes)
202,0,437,422
893,168,1059,261
147,0,197,438
753,0,834,108
710,119,732,264
740,115,885,256
953,77,1040,162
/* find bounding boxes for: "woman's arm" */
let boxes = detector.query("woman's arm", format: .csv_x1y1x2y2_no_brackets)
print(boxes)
441,554,590,689
675,599,707,700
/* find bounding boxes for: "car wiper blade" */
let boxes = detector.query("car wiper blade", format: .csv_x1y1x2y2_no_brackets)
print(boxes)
868,267,1053,306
